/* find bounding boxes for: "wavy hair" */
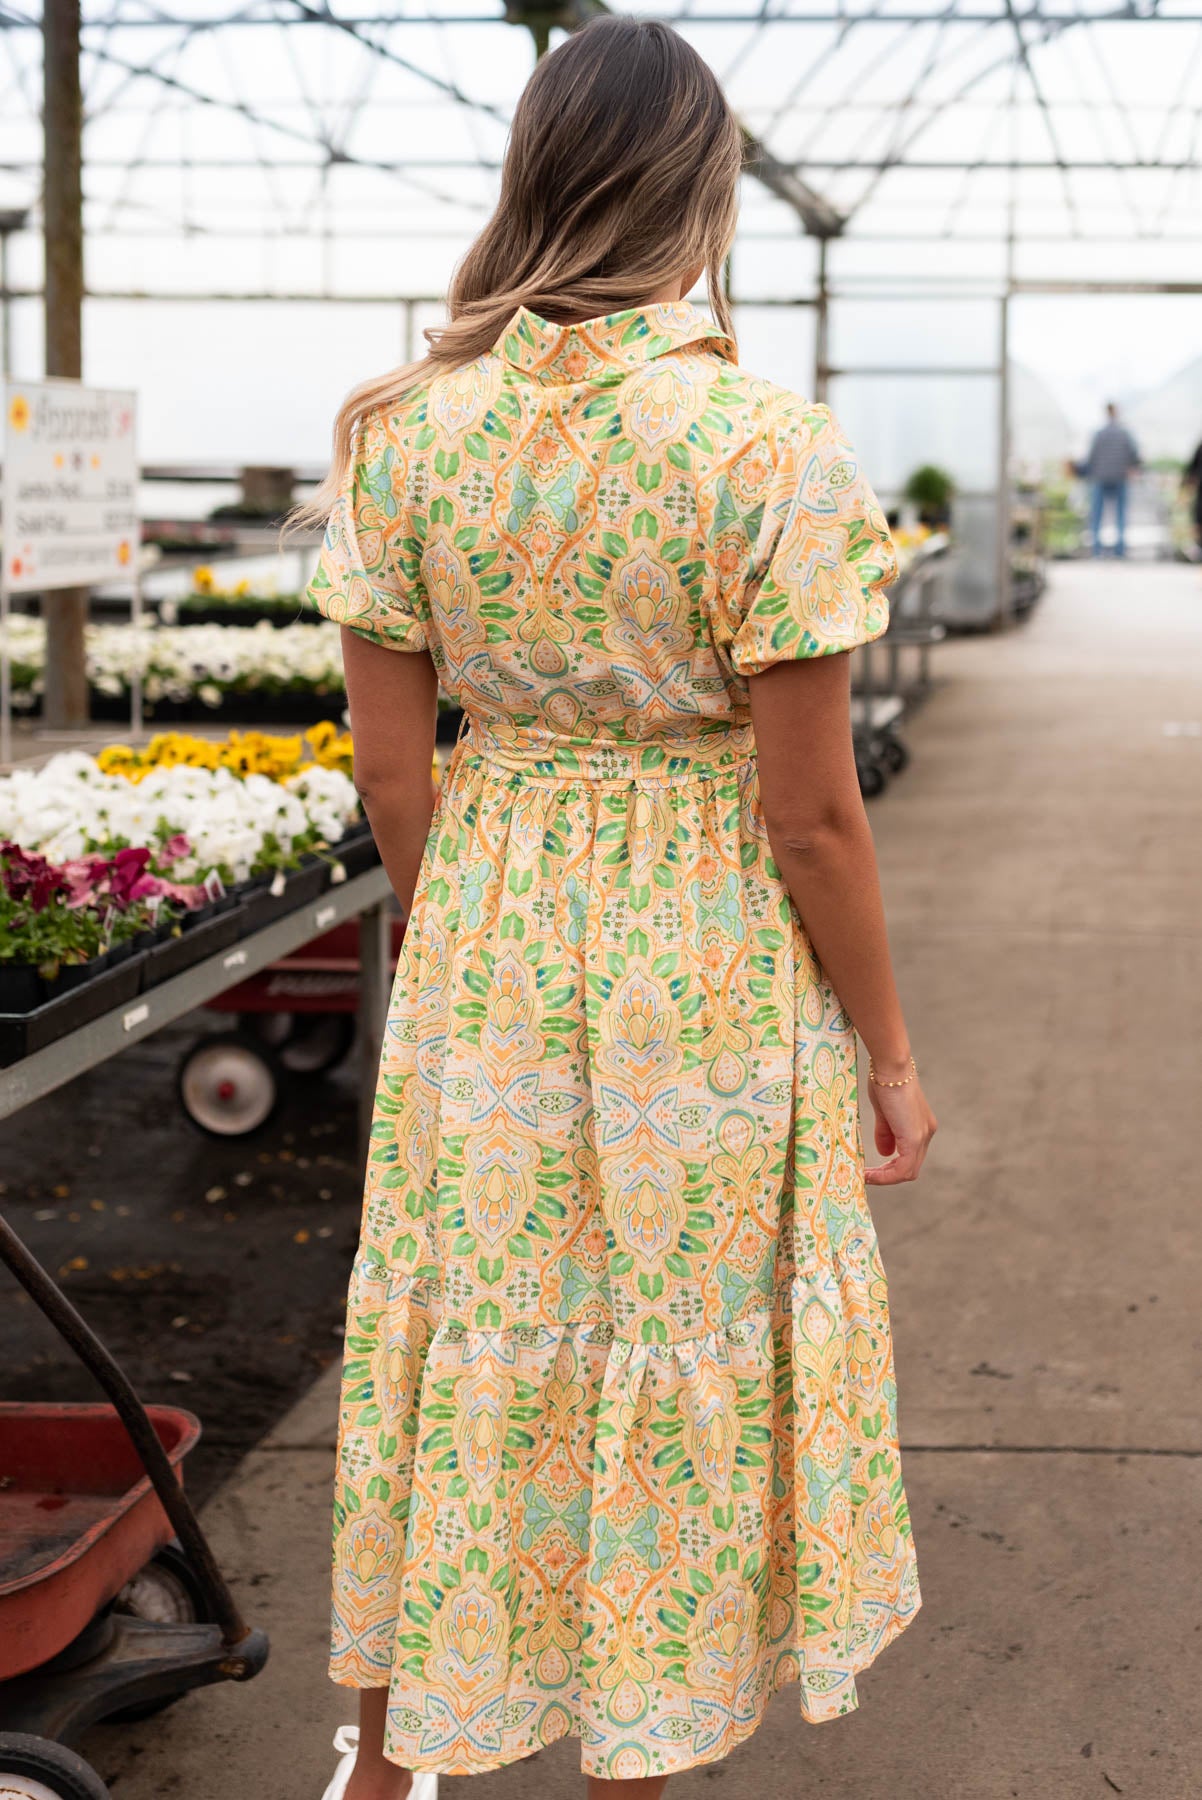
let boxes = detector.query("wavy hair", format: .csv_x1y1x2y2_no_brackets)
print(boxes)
295,16,743,526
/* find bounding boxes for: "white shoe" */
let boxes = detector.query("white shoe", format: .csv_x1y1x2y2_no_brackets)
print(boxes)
320,1726,439,1800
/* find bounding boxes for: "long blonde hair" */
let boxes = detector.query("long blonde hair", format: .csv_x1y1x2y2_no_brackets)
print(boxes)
296,17,743,527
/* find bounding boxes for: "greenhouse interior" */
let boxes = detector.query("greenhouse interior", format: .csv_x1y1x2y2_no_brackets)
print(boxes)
0,2,1200,1797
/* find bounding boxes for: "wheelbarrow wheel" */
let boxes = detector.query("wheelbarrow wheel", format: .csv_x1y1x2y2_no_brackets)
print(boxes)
0,1733,111,1800
107,1543,213,1721
177,1031,281,1138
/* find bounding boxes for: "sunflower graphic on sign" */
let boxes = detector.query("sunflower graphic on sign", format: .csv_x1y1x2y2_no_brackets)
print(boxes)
8,394,30,432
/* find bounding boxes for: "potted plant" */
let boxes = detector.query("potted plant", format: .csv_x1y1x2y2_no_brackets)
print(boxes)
903,464,956,529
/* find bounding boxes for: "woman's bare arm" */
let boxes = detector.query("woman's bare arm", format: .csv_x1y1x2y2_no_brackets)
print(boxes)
749,652,936,1184
339,627,440,915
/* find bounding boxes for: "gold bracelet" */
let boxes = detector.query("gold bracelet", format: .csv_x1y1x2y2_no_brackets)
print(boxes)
869,1055,917,1088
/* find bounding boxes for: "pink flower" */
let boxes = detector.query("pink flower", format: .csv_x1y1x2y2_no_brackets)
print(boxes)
156,879,207,910
157,833,191,868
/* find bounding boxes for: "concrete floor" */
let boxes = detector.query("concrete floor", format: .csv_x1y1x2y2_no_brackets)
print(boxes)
82,560,1202,1800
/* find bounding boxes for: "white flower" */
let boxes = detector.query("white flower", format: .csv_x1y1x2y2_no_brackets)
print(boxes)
0,616,345,707
0,744,361,879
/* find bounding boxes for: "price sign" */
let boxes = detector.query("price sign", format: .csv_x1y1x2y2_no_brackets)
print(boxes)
2,380,138,593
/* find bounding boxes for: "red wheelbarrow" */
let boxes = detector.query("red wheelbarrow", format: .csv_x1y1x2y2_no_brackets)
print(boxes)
177,915,405,1138
0,1219,268,1799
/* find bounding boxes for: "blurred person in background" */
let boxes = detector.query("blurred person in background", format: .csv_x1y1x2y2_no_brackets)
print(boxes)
1079,402,1141,558
1183,434,1202,558
303,17,934,1800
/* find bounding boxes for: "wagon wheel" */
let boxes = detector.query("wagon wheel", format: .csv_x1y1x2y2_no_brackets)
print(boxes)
856,757,887,799
177,1031,282,1137
0,1733,111,1800
245,1011,356,1074
881,732,911,774
107,1543,213,1722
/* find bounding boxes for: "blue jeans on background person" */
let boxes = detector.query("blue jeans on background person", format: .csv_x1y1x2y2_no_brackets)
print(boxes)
1090,480,1128,556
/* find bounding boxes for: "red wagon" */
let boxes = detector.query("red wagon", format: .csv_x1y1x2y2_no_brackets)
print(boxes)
0,1223,268,1800
176,914,405,1137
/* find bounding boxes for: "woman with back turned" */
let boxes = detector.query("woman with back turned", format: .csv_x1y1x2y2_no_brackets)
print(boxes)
306,18,935,1799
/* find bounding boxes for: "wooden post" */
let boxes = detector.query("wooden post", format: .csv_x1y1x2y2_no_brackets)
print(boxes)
42,0,90,729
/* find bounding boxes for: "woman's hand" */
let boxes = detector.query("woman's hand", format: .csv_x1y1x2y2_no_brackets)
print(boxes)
864,1076,937,1186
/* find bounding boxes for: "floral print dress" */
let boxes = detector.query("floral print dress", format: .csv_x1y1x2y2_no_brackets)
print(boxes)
306,302,920,1779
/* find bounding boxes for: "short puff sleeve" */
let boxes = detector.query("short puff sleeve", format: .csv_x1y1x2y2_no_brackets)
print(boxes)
730,404,896,676
305,414,429,652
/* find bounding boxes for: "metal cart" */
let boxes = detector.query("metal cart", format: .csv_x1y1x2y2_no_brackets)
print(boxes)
851,537,952,795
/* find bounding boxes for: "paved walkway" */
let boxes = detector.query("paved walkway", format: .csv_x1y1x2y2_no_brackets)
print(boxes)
83,559,1202,1800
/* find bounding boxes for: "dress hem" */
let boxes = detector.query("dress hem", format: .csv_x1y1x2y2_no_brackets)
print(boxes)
328,1589,922,1778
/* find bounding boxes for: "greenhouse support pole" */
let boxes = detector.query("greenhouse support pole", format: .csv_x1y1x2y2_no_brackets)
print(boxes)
129,560,143,738
0,211,29,381
128,397,142,737
995,290,1012,626
0,230,8,382
1,559,10,769
814,238,830,403
42,0,89,730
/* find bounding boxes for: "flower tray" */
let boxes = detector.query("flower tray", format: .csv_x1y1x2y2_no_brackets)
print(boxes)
0,957,145,1068
140,899,245,992
168,604,318,630
236,857,330,935
330,820,380,881
0,953,128,1017
86,691,347,726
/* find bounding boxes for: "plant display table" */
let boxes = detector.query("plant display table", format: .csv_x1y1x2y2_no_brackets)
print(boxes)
0,863,394,1156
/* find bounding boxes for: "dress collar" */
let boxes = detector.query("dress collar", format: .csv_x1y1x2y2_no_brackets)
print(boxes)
498,302,737,385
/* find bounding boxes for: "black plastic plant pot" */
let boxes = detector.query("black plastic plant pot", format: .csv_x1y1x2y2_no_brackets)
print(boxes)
288,856,332,904
330,821,380,880
435,706,465,744
140,904,245,992
0,965,46,1015
236,874,294,935
0,957,145,1067
41,954,112,999
182,893,238,930
234,856,329,936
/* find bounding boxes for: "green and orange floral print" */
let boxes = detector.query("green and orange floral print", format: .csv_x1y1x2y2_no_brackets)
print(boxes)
308,302,918,1778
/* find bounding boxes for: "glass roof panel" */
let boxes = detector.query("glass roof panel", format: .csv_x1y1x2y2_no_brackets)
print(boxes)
0,0,1196,299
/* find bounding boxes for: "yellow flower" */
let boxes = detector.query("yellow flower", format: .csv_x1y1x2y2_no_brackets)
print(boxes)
98,724,360,787
8,394,30,433
192,565,215,594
